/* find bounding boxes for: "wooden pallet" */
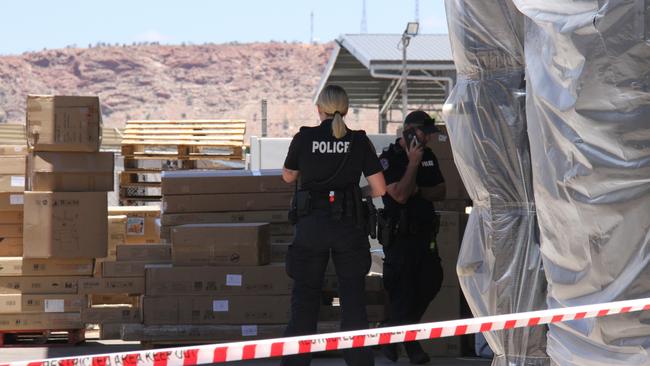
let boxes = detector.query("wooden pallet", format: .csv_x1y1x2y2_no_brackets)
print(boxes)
121,119,246,160
0,328,85,347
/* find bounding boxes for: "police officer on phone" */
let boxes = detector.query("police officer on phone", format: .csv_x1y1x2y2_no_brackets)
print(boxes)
281,85,386,366
378,110,446,364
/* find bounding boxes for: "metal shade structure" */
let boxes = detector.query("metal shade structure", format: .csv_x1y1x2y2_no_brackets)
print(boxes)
314,34,456,132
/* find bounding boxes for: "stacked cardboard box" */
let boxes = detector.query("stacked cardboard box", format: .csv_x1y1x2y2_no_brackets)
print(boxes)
3,95,111,332
0,146,27,258
419,131,472,356
119,170,388,344
89,206,164,337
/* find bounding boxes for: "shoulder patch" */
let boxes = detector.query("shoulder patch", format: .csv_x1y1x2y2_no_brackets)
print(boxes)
380,158,390,170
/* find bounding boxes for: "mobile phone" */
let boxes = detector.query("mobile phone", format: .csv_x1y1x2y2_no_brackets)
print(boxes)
403,130,420,148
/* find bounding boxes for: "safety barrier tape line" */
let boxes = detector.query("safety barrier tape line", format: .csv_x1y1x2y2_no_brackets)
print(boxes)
3,297,650,366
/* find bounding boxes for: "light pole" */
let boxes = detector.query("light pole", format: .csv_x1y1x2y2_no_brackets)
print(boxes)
401,22,419,120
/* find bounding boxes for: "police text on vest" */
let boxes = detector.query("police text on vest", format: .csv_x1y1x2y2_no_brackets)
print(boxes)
312,141,350,154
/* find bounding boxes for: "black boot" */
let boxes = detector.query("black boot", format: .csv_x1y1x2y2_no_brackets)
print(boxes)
404,341,430,364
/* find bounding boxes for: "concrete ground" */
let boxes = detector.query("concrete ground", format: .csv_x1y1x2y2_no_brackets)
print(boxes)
0,338,492,365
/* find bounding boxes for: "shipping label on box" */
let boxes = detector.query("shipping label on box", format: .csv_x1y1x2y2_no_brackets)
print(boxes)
78,277,145,295
23,192,108,259
0,258,93,276
0,193,24,212
171,223,270,266
0,276,79,294
0,156,26,193
108,206,160,244
26,95,101,152
28,152,114,192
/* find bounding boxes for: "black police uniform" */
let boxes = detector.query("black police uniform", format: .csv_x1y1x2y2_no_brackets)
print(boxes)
282,119,383,366
379,139,445,355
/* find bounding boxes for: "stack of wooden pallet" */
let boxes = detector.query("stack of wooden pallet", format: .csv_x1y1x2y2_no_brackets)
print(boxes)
119,119,246,205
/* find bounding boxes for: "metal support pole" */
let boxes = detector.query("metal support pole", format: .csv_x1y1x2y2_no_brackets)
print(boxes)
261,99,268,137
401,36,409,120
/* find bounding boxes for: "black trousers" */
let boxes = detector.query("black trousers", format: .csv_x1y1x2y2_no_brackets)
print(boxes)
382,230,443,351
282,209,374,366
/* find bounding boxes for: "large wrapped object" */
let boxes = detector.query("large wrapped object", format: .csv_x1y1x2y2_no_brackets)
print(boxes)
511,1,650,365
443,1,549,365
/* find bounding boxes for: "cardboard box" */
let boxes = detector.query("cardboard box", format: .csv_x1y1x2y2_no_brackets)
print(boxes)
107,215,127,259
0,193,24,211
0,155,26,192
23,191,108,259
161,222,292,243
0,224,22,237
421,286,465,357
0,237,22,257
101,261,169,278
0,312,82,330
99,323,122,340
0,210,23,224
0,145,28,156
270,242,290,263
0,276,79,294
143,295,292,325
438,159,470,200
426,132,455,160
121,323,287,342
27,152,114,191
172,223,270,266
0,258,93,276
26,95,101,152
161,169,291,195
82,305,141,324
0,294,85,313
162,192,292,214
116,244,171,262
146,264,291,296
161,210,289,226
78,277,145,295
108,206,160,244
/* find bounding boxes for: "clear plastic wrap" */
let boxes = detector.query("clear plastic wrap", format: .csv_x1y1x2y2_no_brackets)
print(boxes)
443,0,549,365
510,1,650,365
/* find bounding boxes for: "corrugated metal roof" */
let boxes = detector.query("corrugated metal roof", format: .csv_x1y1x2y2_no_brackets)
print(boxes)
338,34,453,68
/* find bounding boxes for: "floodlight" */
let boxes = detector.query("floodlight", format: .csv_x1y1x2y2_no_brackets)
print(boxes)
405,22,419,36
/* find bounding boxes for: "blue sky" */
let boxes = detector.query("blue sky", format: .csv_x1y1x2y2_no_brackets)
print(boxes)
0,0,448,55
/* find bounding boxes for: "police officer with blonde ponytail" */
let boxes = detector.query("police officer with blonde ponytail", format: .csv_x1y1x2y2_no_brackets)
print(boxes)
282,85,386,366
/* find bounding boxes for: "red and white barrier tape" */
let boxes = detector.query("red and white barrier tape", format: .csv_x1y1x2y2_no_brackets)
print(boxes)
4,297,650,366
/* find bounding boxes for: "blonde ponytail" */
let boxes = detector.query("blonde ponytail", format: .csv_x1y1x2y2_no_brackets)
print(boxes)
332,112,347,139
316,85,349,139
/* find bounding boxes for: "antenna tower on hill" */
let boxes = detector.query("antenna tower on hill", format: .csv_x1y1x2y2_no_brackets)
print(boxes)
310,11,314,43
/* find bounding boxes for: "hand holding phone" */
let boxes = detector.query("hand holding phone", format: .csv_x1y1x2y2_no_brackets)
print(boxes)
403,130,423,165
